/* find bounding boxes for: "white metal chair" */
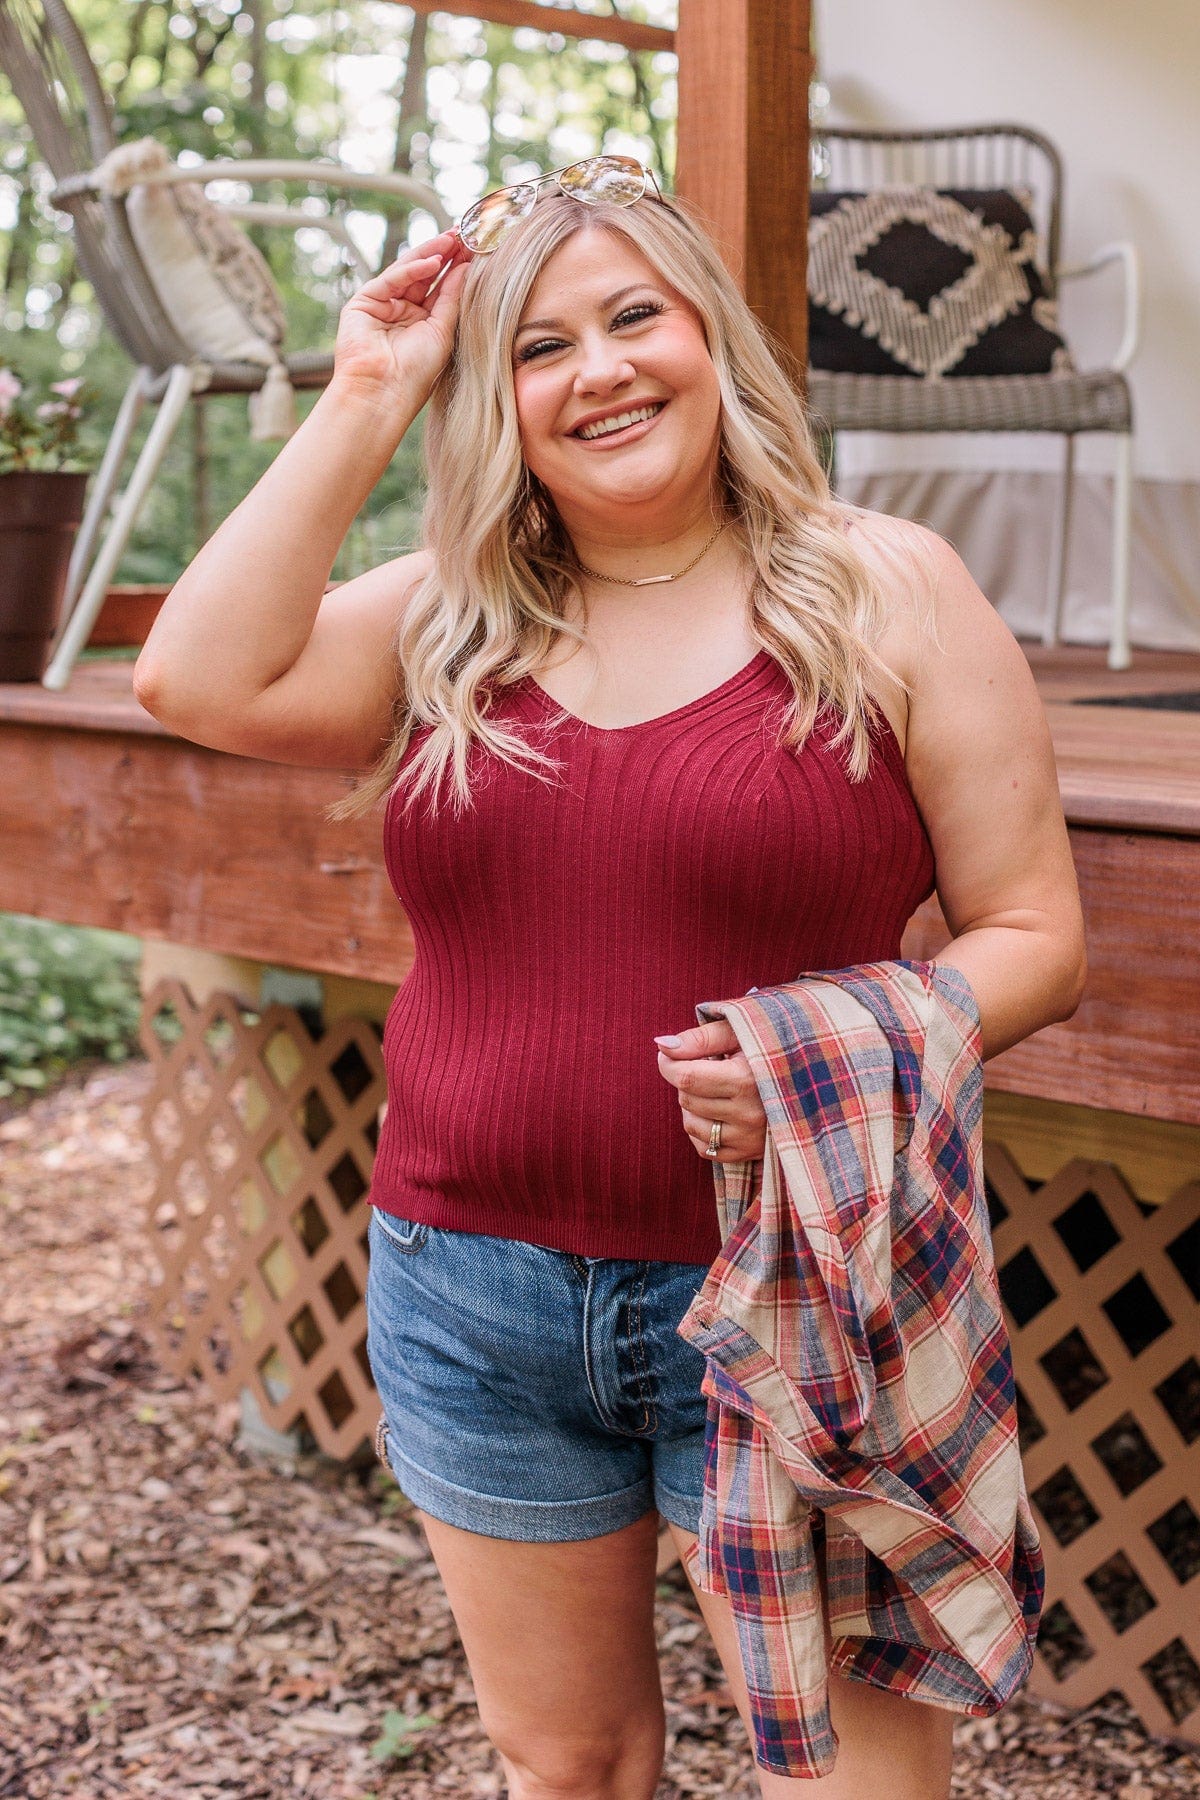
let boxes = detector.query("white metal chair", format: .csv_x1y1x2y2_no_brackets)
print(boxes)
807,124,1140,670
0,0,450,690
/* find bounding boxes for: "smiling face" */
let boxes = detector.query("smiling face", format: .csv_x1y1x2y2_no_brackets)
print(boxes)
510,226,724,536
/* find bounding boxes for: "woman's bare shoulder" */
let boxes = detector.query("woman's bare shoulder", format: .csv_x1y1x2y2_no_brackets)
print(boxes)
826,504,952,715
836,503,946,598
841,506,1013,653
835,505,1038,751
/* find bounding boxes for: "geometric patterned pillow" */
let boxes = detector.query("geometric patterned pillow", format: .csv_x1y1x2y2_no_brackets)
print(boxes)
808,186,1075,380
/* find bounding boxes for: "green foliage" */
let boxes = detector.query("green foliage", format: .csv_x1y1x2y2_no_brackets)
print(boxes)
366,1460,411,1518
0,914,143,1099
0,367,96,474
0,0,676,584
369,1708,438,1764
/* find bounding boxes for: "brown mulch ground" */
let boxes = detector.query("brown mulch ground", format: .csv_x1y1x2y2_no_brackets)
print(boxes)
2,1062,1199,1799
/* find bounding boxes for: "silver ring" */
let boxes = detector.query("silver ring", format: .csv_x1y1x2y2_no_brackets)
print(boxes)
705,1120,722,1158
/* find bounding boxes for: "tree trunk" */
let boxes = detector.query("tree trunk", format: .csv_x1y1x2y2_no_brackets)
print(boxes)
118,0,155,106
1,179,34,308
482,25,503,188
601,0,669,176
246,0,267,149
379,15,430,270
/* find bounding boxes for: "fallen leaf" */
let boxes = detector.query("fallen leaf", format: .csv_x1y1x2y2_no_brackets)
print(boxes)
348,1525,426,1559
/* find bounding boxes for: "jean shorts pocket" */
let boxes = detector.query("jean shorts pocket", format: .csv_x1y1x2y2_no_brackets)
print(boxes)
371,1207,430,1255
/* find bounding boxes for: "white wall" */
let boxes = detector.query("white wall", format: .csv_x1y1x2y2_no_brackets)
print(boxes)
815,0,1200,649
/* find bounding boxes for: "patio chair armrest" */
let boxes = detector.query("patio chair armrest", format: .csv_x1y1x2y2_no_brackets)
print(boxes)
1055,240,1141,374
217,199,376,280
55,159,451,231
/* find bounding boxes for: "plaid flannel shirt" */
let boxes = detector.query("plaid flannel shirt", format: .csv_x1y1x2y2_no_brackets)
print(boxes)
676,960,1043,1779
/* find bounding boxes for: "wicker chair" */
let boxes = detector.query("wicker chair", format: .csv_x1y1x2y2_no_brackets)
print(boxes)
807,124,1140,669
0,0,450,690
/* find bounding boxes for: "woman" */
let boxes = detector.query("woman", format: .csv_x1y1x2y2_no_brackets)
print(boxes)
134,161,1085,1799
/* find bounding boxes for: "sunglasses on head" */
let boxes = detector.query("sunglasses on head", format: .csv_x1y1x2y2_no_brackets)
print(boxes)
455,154,663,255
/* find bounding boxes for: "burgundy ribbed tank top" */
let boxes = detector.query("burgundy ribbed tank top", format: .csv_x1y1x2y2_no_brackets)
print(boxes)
370,649,934,1263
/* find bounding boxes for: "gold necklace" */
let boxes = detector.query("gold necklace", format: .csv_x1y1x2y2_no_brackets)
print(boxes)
574,520,728,587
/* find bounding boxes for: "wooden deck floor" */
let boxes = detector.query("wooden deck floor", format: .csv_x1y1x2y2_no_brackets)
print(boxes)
3,639,1199,836
1019,643,1200,836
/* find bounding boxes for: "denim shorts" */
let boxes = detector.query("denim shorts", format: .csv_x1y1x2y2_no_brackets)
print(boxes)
365,1206,714,1541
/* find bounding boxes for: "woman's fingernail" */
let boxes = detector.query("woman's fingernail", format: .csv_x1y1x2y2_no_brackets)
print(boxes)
654,1035,683,1048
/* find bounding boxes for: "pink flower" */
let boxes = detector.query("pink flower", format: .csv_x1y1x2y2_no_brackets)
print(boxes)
0,368,22,417
37,400,70,420
49,377,84,399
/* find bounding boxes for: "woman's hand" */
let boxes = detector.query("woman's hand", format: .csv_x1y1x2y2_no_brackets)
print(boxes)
332,230,473,410
654,1021,767,1163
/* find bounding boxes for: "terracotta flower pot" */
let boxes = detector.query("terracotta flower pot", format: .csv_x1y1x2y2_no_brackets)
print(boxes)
0,470,90,681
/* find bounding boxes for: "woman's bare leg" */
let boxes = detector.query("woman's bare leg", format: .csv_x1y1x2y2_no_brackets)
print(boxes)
415,1506,665,1799
665,1522,956,1799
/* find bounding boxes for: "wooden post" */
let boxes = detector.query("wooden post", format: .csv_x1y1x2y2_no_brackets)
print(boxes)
675,0,812,373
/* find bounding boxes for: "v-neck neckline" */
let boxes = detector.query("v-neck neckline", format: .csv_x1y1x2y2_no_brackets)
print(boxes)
521,648,772,735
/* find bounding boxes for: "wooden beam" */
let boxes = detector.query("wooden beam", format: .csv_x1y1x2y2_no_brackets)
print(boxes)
903,826,1200,1129
3,685,1198,1128
0,719,416,985
10,647,1200,1129
675,0,811,371
398,0,674,55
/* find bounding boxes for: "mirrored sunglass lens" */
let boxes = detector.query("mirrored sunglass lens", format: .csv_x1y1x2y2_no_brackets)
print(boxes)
459,183,537,252
558,156,646,205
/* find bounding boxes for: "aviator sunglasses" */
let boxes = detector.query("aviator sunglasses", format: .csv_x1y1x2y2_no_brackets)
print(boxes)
455,154,663,255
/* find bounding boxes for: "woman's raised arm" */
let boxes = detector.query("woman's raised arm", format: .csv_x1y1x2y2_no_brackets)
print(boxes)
895,521,1087,1055
132,231,470,767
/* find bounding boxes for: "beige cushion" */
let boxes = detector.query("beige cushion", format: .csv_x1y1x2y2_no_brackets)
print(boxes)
97,138,285,365
93,139,294,437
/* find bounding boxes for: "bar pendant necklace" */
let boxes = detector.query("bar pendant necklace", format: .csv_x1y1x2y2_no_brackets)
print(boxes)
575,521,727,586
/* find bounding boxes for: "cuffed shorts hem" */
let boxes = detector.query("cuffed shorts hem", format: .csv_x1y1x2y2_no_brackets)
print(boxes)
387,1442,660,1542
652,1481,703,1537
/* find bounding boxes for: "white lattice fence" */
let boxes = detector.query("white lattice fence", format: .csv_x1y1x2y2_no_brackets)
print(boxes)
136,982,1200,1742
986,1142,1200,1741
138,978,385,1461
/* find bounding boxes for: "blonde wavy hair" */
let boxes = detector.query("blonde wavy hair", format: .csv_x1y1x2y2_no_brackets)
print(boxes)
328,187,905,823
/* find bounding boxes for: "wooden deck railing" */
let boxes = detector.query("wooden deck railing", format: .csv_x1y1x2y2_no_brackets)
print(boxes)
400,0,674,54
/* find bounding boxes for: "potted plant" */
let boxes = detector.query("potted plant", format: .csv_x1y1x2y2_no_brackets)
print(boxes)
0,368,93,681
